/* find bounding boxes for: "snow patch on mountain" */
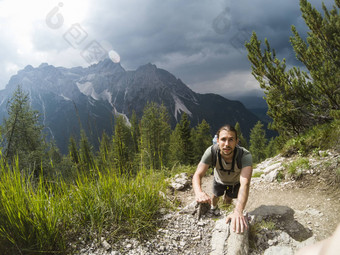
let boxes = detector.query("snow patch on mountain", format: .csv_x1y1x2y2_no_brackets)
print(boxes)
173,94,192,121
60,94,71,101
113,107,131,126
100,89,112,104
76,82,100,100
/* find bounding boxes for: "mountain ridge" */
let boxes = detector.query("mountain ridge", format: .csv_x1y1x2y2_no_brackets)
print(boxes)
0,59,261,153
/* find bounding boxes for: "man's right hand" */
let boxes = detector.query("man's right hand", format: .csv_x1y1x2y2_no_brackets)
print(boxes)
195,191,211,204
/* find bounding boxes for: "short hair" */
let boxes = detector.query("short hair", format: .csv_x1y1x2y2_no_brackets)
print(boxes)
216,124,238,140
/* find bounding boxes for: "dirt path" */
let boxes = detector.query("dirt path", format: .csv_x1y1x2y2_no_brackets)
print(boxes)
179,174,340,241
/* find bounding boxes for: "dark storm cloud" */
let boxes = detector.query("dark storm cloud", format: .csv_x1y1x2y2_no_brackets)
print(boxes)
0,0,336,95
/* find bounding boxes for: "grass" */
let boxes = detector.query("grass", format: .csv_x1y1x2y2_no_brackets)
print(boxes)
249,220,276,250
282,120,340,156
284,158,310,180
0,160,168,254
252,171,263,178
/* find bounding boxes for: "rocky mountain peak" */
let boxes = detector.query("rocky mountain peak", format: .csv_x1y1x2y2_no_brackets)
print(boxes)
0,60,260,154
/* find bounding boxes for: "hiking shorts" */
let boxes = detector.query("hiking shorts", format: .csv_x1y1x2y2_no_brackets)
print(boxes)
213,179,240,199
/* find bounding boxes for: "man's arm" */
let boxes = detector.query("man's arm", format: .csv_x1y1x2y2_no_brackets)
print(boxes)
192,162,211,204
226,165,252,233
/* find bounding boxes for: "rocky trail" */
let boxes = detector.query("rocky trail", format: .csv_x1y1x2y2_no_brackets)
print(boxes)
78,150,340,254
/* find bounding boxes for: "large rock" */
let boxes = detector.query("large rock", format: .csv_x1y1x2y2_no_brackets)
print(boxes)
169,173,190,190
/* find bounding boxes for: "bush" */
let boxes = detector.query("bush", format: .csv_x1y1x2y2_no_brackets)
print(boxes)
282,120,340,156
0,160,168,254
284,158,310,180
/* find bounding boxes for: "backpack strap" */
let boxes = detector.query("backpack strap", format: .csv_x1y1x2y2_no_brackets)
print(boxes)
210,144,219,175
211,144,244,175
235,145,244,170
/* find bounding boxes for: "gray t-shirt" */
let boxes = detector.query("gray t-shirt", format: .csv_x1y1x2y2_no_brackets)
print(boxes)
200,145,252,185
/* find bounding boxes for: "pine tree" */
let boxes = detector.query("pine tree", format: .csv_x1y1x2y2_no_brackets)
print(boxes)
191,119,212,163
112,115,134,174
68,135,79,164
130,111,140,154
245,0,340,138
1,85,46,173
140,102,170,170
249,121,267,163
235,122,248,149
179,113,194,165
168,124,182,165
79,129,94,168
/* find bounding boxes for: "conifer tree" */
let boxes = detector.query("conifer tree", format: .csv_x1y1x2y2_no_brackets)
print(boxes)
112,115,134,174
68,135,79,164
235,122,248,149
179,113,194,165
140,102,170,169
168,124,182,165
79,129,94,168
1,85,46,173
249,121,267,163
130,111,140,154
245,0,340,137
191,119,212,163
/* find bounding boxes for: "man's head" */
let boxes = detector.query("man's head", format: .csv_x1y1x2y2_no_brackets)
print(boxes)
216,125,239,157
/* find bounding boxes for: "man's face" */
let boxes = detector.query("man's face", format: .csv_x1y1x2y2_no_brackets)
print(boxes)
217,130,238,157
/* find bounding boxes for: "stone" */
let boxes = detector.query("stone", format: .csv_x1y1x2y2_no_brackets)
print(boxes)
225,221,249,255
264,169,279,182
101,239,111,251
263,246,294,255
305,208,323,217
169,173,190,190
263,162,283,174
210,218,230,255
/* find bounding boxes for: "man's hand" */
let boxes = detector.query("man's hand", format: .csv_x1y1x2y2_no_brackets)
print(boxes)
195,191,211,204
226,210,248,233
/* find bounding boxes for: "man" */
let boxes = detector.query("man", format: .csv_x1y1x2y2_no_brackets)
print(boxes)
192,124,253,233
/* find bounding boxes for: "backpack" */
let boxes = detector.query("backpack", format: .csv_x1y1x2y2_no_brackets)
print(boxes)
210,144,244,175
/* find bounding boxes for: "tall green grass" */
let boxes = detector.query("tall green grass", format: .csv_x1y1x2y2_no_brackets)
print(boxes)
0,160,167,254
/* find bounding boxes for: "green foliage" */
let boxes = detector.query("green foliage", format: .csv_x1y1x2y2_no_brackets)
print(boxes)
249,220,276,249
1,86,47,174
79,129,95,169
191,119,212,163
169,113,196,165
249,121,268,163
0,160,69,254
276,170,285,182
265,137,279,158
0,157,167,253
130,111,140,154
282,119,340,156
68,135,79,164
112,115,135,174
252,171,264,178
140,102,171,170
178,113,194,165
245,0,340,138
284,158,310,179
235,122,248,149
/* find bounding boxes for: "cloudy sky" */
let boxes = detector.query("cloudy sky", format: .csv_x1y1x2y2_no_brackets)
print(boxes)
0,0,335,98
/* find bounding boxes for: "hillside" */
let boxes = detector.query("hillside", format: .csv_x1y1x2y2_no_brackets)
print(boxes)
0,59,260,153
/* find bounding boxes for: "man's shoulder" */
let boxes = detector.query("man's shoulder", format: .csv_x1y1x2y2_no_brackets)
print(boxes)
238,146,251,156
237,146,253,167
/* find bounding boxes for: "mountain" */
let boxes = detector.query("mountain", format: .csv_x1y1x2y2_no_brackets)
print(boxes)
0,59,260,154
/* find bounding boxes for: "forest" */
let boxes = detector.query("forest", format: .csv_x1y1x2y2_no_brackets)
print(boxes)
0,0,338,253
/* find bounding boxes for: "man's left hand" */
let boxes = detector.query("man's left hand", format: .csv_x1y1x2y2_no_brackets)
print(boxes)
225,210,248,234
